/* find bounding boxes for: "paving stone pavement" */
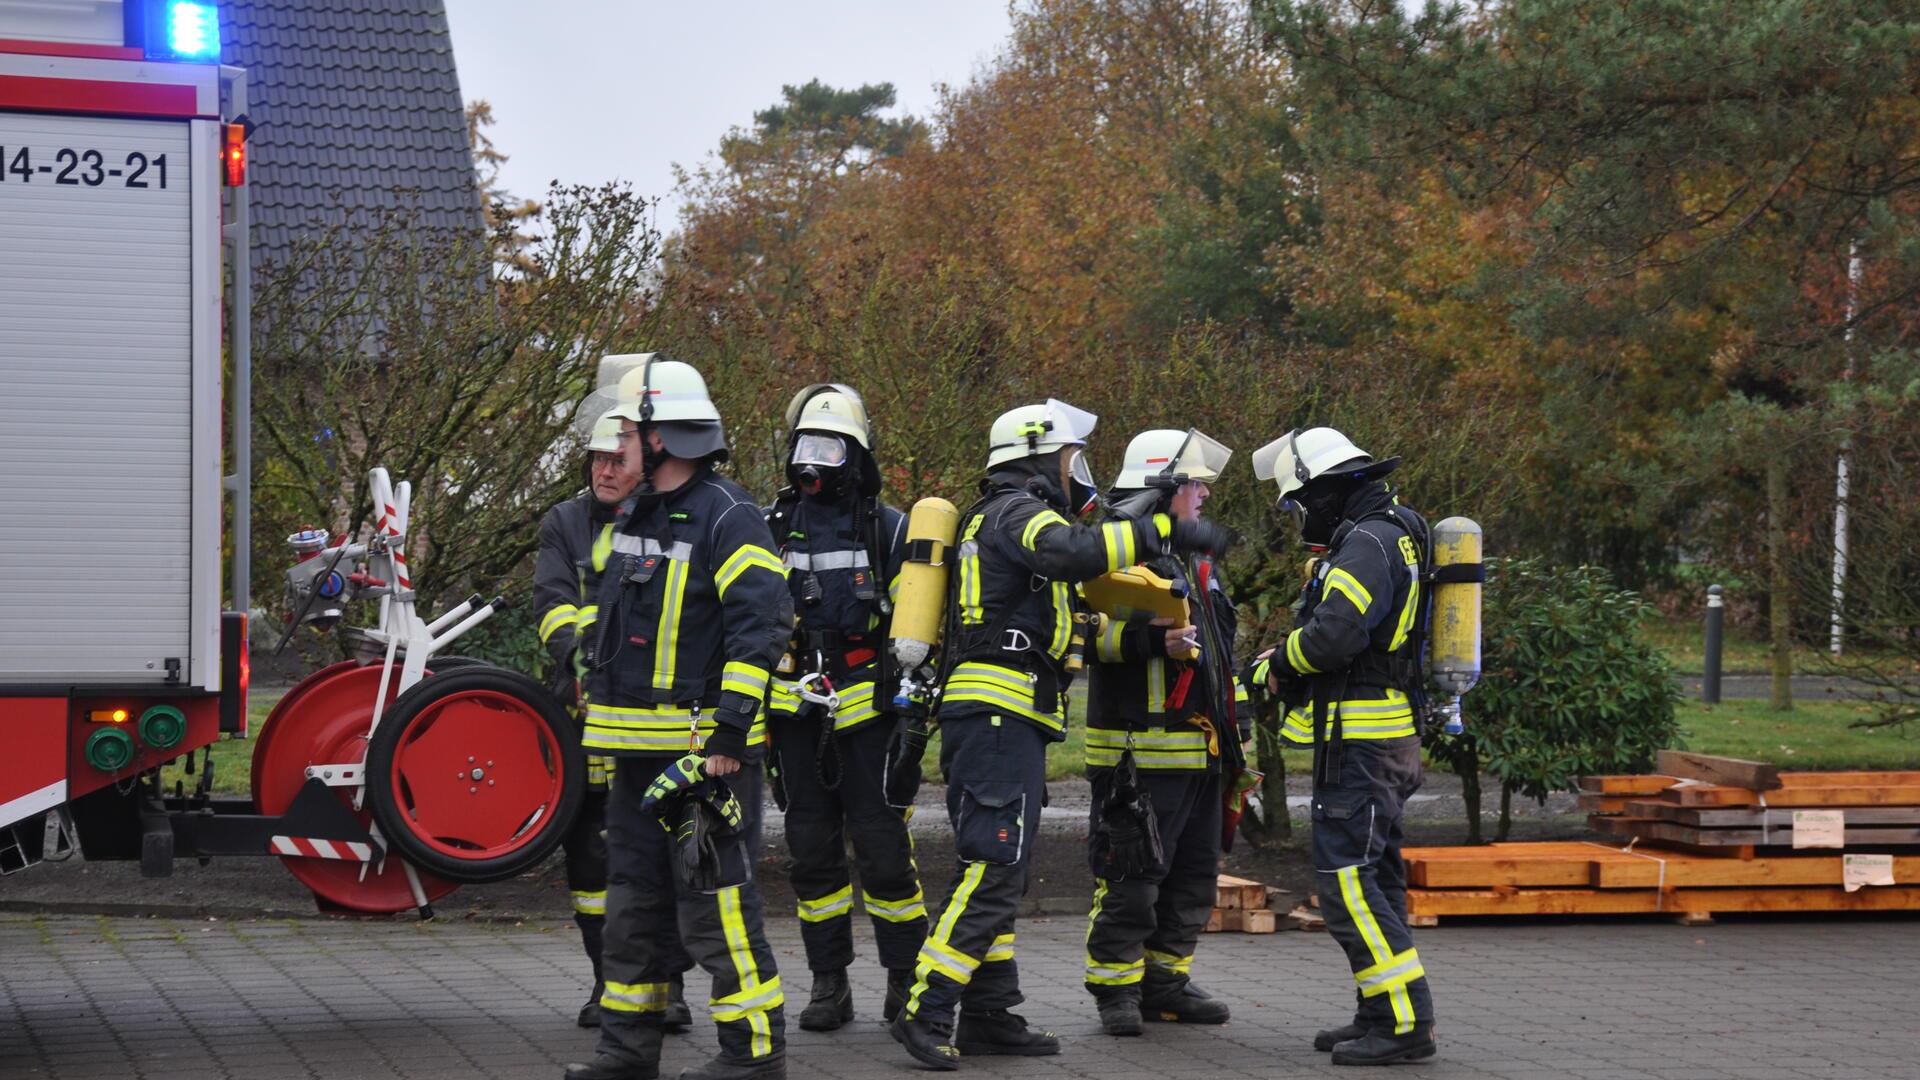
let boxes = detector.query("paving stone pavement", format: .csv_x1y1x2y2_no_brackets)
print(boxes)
3,910,1918,1080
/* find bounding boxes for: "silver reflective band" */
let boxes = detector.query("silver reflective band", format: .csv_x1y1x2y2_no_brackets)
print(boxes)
611,535,694,561
783,549,871,572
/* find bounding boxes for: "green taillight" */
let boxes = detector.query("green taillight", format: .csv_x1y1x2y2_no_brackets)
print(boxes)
85,727,136,771
139,704,187,751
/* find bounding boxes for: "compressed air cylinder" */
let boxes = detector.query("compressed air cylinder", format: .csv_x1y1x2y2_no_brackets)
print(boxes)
1428,516,1483,698
889,497,959,672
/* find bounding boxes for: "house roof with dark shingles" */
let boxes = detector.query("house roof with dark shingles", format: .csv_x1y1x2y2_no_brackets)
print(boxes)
220,0,482,268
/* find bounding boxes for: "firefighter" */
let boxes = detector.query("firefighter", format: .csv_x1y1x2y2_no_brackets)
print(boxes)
1081,429,1248,1036
564,357,792,1080
890,401,1233,1070
535,408,696,1035
763,384,927,1031
1248,427,1437,1067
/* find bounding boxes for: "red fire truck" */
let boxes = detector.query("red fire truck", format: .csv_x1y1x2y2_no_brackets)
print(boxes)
1,1,581,915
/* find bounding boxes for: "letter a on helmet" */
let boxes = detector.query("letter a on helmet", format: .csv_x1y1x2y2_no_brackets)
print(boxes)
1250,426,1397,502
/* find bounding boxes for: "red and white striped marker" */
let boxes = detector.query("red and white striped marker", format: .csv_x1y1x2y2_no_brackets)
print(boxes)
270,836,375,862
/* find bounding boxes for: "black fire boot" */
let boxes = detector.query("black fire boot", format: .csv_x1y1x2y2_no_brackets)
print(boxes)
1315,1022,1368,1052
563,1053,657,1080
953,1009,1060,1056
890,1014,960,1071
798,968,853,1032
663,973,692,1033
1331,1024,1437,1066
1096,990,1144,1037
577,980,604,1029
676,1053,786,1080
882,968,914,1023
1141,977,1231,1025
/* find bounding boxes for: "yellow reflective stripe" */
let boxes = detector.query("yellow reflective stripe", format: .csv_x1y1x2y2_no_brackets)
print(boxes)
1252,657,1271,687
908,863,986,1016
1100,520,1137,572
1085,957,1144,985
1085,725,1210,768
943,663,1064,731
716,544,786,599
1094,618,1126,663
710,974,784,1023
1151,512,1173,539
984,933,1016,963
722,660,770,702
1234,676,1251,704
1390,577,1420,652
1337,866,1414,1034
717,886,774,1057
652,558,689,690
1048,580,1073,657
1147,658,1167,712
767,679,802,713
863,888,928,923
830,680,882,731
585,702,701,723
586,755,611,787
1020,508,1069,550
1285,627,1319,674
1146,948,1193,975
797,885,855,922
583,707,770,752
571,889,606,916
1356,946,1425,996
577,604,599,632
1085,744,1209,769
601,979,669,1014
592,523,616,573
956,514,987,624
1324,567,1373,614
538,604,579,643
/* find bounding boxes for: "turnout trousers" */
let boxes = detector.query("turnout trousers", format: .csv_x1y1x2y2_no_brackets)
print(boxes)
597,755,786,1068
770,707,929,972
1083,766,1221,997
1311,735,1433,1035
564,759,694,995
903,714,1049,1025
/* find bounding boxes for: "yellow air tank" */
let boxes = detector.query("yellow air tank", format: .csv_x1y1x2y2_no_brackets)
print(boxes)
889,497,959,673
1428,516,1483,733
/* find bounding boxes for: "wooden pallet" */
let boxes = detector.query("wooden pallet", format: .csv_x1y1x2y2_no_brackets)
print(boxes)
1408,842,1920,889
1203,873,1278,933
1410,885,1920,918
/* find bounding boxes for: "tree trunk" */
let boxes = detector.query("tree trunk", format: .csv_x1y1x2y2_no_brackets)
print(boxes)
1495,781,1514,842
1767,456,1795,711
1458,757,1483,844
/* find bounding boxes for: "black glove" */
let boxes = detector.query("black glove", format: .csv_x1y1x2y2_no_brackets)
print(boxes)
545,627,577,671
702,720,750,763
1170,518,1236,558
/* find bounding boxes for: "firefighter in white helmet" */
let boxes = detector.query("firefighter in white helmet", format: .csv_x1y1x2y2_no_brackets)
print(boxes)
565,356,791,1080
1081,429,1250,1035
537,389,696,1035
760,384,926,1030
1247,426,1437,1066
891,402,1234,1070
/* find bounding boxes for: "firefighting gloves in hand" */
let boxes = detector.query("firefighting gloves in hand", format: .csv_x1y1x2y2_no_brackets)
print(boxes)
639,753,710,817
1090,753,1163,881
670,787,748,893
1170,518,1236,558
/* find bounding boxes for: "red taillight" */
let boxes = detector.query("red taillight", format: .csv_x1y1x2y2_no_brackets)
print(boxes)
222,122,247,187
221,612,250,736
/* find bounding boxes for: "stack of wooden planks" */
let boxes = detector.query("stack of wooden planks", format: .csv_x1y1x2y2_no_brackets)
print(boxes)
1204,874,1278,933
1403,753,1920,923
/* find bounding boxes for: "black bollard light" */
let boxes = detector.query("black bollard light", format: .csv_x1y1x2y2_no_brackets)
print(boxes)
1703,584,1724,705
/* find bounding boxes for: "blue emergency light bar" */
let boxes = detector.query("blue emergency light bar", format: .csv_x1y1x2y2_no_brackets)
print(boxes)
139,0,221,63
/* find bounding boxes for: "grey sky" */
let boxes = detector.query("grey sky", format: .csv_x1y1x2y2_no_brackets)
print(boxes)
446,1,1015,228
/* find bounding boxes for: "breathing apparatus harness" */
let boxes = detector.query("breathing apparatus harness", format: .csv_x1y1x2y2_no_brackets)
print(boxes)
767,422,894,798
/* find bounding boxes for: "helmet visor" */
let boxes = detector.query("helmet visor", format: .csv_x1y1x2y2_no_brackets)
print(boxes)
1068,446,1095,489
1044,398,1099,445
1170,429,1232,484
791,433,848,469
571,388,622,445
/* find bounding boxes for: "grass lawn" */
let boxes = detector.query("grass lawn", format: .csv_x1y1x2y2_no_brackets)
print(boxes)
1673,697,1920,771
1638,613,1910,676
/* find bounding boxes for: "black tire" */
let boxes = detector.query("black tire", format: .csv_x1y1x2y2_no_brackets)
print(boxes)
424,654,486,674
364,665,585,884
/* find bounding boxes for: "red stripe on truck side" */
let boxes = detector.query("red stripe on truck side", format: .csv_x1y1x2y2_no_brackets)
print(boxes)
0,39,147,61
0,73,200,118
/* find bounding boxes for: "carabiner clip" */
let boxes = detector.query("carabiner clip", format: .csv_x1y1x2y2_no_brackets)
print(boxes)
796,671,841,712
